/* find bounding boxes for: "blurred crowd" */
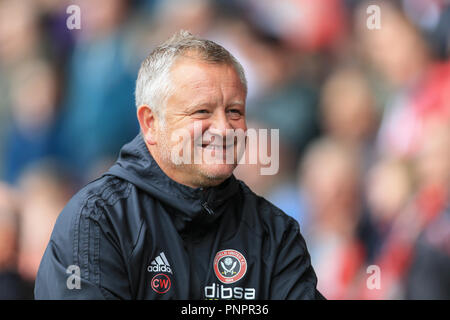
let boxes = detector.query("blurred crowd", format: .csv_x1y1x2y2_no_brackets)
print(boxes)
0,0,449,299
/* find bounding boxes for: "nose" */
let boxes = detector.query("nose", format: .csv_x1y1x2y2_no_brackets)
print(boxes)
208,109,233,137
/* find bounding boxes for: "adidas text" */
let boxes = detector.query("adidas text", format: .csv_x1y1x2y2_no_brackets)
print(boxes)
147,264,172,274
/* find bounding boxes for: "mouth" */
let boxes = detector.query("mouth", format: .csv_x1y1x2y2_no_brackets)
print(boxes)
198,143,235,150
202,144,234,151
192,142,238,165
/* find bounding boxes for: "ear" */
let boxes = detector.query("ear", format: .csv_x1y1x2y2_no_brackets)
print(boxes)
137,105,159,145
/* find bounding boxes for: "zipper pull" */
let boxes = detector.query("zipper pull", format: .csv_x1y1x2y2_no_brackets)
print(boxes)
202,202,214,215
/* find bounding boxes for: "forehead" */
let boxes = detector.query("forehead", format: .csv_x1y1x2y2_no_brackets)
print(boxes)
169,56,245,96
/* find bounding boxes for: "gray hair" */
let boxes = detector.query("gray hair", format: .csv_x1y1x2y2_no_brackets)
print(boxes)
135,30,247,121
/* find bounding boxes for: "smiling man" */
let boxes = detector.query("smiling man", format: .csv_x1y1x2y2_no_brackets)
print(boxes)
35,30,323,300
139,50,247,187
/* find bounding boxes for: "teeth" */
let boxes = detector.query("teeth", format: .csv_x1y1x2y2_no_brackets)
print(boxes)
200,145,234,148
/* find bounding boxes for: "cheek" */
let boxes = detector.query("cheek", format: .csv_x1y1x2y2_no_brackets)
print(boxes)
238,121,247,132
231,118,247,131
167,119,247,147
164,122,204,151
186,121,210,143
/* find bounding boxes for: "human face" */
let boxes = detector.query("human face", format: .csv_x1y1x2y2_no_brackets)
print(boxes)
154,56,247,188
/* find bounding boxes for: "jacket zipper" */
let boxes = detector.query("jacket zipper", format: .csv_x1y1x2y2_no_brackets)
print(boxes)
202,202,215,215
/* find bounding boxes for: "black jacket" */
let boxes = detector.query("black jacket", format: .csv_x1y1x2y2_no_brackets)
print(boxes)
35,134,324,300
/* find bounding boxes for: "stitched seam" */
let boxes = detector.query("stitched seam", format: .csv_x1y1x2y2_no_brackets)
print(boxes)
72,177,128,282
93,221,100,286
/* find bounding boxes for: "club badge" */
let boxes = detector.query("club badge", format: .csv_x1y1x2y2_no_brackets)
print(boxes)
213,249,247,284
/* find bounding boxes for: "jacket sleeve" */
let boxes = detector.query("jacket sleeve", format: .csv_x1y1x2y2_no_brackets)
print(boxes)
34,196,132,300
270,219,325,300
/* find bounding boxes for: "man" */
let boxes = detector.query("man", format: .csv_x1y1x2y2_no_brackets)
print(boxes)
35,30,324,299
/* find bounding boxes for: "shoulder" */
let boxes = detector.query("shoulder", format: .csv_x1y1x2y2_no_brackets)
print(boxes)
36,175,136,299
76,174,131,210
56,175,131,226
50,175,136,254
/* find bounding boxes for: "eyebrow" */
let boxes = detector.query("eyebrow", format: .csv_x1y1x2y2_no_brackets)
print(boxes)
186,100,245,110
227,101,245,107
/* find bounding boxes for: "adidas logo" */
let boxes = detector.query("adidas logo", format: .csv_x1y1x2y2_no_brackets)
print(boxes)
147,252,173,274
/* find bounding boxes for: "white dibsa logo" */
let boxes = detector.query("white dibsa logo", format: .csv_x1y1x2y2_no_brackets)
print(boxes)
147,252,173,274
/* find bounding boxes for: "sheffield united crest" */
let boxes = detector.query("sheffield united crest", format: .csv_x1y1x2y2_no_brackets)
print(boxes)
213,249,247,284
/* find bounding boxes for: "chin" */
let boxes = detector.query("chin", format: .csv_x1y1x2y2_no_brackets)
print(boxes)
198,164,236,185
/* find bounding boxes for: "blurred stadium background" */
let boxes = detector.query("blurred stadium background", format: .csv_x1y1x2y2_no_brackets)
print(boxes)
0,0,449,299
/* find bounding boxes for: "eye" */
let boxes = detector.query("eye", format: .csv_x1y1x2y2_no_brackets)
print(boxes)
227,108,243,119
191,109,211,119
191,109,210,116
195,109,209,114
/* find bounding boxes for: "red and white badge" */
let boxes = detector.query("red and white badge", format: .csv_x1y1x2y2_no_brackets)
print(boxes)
213,249,247,284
